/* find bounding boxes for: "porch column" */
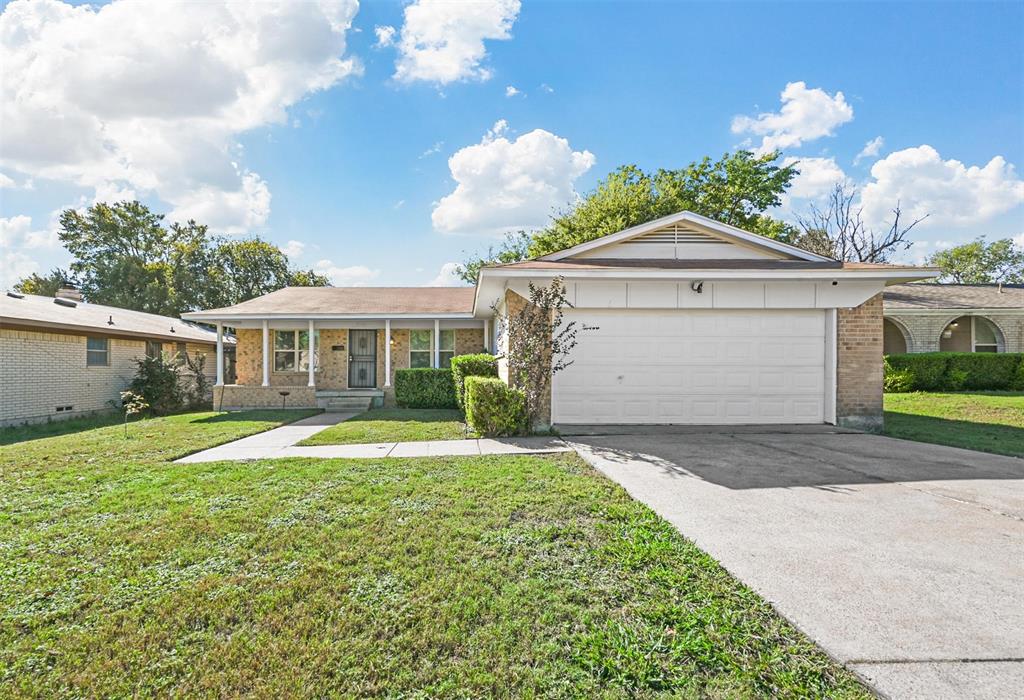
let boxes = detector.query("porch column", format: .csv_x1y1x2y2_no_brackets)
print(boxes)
433,319,440,368
261,320,270,387
307,320,316,387
483,319,489,353
384,319,391,387
215,323,224,386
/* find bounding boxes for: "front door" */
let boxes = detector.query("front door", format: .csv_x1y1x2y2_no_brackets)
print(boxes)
348,330,377,388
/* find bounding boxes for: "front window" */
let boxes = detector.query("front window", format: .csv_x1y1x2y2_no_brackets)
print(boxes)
974,317,1001,353
86,337,108,366
175,341,188,365
274,330,319,371
409,329,456,368
146,340,162,359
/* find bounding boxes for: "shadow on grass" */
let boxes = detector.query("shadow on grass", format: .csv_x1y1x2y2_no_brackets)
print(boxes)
884,411,1024,459
0,412,125,446
346,408,464,423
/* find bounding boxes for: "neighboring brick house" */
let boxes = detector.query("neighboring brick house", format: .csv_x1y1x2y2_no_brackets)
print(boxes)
0,289,231,426
186,211,936,430
883,284,1024,355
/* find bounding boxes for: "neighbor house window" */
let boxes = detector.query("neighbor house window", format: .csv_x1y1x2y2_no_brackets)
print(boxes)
973,317,1000,353
86,337,109,366
274,330,319,372
146,340,162,359
175,341,188,366
409,329,455,368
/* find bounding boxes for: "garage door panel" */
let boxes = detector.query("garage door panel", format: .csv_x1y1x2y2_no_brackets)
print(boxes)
553,309,826,424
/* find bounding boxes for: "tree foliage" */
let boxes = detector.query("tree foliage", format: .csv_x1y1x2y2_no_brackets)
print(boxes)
498,277,591,430
927,238,1024,285
794,183,926,263
21,201,329,315
13,268,77,297
460,151,799,280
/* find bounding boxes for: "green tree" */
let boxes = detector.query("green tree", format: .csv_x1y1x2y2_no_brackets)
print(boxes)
13,268,76,297
457,230,531,284
928,237,1024,284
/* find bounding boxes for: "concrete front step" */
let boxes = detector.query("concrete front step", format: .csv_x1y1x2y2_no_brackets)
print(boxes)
324,399,371,412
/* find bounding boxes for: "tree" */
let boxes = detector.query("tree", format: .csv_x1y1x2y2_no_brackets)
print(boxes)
13,268,76,296
928,238,1024,284
528,150,799,257
794,183,926,262
498,277,591,430
19,201,329,315
457,230,531,284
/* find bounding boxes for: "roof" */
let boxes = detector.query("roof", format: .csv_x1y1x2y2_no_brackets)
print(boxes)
537,210,835,263
183,286,476,319
1,293,227,344
488,258,925,272
884,283,1024,310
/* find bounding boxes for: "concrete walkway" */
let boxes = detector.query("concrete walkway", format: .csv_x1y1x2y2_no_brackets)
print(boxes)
176,412,570,462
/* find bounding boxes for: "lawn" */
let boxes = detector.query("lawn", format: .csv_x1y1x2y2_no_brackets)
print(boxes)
0,412,868,698
299,407,471,445
884,391,1024,457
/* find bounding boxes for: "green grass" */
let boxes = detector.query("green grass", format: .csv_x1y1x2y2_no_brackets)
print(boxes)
884,391,1024,457
0,412,868,698
299,408,471,445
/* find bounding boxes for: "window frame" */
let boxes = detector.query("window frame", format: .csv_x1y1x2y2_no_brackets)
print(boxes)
86,336,109,367
273,329,320,372
409,329,456,368
145,340,163,360
972,316,1001,353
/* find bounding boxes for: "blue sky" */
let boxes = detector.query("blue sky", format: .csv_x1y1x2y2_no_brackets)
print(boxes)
2,0,1023,290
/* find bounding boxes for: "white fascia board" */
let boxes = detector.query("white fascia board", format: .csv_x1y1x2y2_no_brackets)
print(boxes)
180,312,476,322
539,210,834,263
478,267,937,283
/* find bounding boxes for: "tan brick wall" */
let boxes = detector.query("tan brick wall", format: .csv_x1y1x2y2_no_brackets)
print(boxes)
837,294,884,431
455,328,485,356
213,385,316,410
885,312,1024,353
0,328,215,426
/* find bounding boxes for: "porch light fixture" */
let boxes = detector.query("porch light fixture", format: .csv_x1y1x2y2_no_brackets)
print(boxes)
389,335,395,346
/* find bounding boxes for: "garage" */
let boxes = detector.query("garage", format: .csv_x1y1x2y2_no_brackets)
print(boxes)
552,309,829,424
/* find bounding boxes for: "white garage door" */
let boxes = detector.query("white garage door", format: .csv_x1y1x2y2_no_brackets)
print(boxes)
552,309,827,424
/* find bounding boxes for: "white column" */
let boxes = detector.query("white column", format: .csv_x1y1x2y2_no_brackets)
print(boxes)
215,323,225,386
261,320,270,387
384,319,392,387
433,319,440,368
307,320,316,387
483,319,489,353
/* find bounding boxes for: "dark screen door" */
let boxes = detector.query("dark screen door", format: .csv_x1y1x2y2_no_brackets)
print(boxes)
348,330,377,388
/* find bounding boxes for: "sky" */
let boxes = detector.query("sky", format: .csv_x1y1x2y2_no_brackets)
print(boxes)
1,0,1023,291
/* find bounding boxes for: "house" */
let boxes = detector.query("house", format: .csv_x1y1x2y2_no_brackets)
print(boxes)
184,211,936,430
0,288,232,426
883,283,1024,354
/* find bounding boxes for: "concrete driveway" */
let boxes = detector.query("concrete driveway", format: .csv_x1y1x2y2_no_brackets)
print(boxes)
566,427,1024,700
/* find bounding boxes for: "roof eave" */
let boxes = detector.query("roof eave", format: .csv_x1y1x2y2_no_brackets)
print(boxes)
0,316,229,345
180,311,477,322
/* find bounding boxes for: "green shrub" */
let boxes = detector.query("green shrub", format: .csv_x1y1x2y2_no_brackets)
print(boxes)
464,377,527,437
883,352,1024,392
450,354,499,410
394,368,457,409
129,355,184,416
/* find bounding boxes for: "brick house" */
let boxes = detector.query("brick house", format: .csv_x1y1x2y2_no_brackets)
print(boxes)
883,284,1024,355
1,289,231,426
185,211,936,430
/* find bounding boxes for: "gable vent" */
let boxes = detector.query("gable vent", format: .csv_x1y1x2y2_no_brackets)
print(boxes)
627,223,722,244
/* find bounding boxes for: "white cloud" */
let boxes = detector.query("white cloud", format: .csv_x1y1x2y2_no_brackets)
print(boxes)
505,85,520,97
539,83,554,94
783,156,847,200
428,261,464,286
420,141,444,158
731,81,854,154
374,24,396,48
432,121,595,235
312,259,380,286
0,0,360,232
281,240,306,259
854,136,885,165
392,0,521,84
0,213,63,289
0,172,15,188
861,145,1024,228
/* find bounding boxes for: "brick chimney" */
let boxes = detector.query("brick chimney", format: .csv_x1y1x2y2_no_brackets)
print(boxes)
55,285,83,302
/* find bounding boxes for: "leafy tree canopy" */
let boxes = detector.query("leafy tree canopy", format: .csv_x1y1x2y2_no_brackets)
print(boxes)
460,150,799,282
21,201,329,316
928,237,1024,285
13,268,77,297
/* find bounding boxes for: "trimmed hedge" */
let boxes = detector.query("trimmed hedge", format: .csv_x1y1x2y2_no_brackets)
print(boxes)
464,377,527,437
394,368,457,408
884,352,1024,392
450,354,499,410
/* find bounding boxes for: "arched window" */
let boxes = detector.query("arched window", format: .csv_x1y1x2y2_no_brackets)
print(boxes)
883,319,908,354
940,315,1003,353
973,316,1002,353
